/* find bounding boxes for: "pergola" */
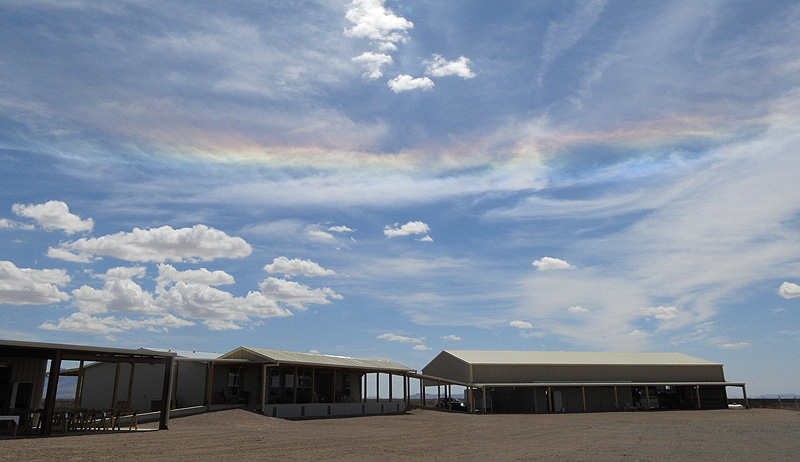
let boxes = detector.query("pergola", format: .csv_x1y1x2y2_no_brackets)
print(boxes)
0,339,176,436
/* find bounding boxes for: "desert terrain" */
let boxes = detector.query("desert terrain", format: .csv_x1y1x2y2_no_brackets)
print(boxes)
1,408,798,461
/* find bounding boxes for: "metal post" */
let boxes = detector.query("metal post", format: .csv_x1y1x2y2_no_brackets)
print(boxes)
41,350,62,436
388,373,393,402
482,386,487,413
376,372,380,403
695,385,701,410
159,356,175,430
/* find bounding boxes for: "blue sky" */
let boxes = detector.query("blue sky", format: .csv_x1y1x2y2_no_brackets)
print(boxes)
1,0,799,396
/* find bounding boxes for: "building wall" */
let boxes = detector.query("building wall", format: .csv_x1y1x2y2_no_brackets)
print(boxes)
471,364,724,383
0,356,47,411
174,361,208,408
80,362,167,412
421,352,471,383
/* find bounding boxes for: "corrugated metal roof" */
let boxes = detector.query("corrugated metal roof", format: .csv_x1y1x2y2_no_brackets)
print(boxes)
443,350,721,366
0,339,175,357
227,347,414,372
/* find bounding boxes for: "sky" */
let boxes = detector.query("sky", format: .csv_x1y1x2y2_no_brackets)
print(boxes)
1,0,799,396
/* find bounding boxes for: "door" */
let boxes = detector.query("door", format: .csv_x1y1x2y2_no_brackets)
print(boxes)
553,390,563,412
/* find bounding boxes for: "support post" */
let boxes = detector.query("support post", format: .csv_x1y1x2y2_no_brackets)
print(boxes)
421,378,425,406
363,373,366,403
311,368,316,404
171,361,179,409
332,369,337,403
376,372,380,403
388,373,393,402
73,360,84,407
482,386,487,413
126,362,136,409
438,380,441,405
581,386,587,412
205,362,214,411
695,385,701,410
614,386,619,409
403,373,408,404
293,366,298,404
159,356,175,430
645,386,651,410
260,364,266,410
547,386,553,413
111,362,121,408
41,350,62,436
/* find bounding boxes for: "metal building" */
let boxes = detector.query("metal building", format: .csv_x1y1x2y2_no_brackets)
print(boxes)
422,350,747,413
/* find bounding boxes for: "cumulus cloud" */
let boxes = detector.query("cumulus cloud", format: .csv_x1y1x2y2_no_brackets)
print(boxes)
387,75,434,93
377,333,424,343
39,312,127,336
424,54,475,79
155,263,235,293
157,282,292,321
442,334,461,341
72,278,161,315
203,319,243,331
509,320,533,329
418,235,433,242
568,305,589,313
532,257,574,271
352,52,393,79
12,200,93,234
384,221,430,238
258,277,342,309
641,305,679,320
57,224,252,262
0,260,70,305
97,266,147,280
344,0,413,51
46,247,96,263
0,218,34,231
779,281,800,299
263,257,336,277
328,225,354,233
413,344,432,351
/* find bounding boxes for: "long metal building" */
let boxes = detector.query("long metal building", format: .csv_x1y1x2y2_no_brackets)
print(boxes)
422,350,747,413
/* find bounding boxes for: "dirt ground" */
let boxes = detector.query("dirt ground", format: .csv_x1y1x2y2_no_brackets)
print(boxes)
1,408,798,461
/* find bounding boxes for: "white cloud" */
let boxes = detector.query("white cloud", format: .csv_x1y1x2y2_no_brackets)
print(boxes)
203,319,243,331
0,218,34,231
387,75,434,93
532,257,574,271
641,305,679,320
46,247,95,263
720,341,750,349
258,277,342,310
442,334,461,341
779,281,800,299
344,0,413,50
155,263,235,293
0,260,70,305
418,235,433,242
384,221,430,238
328,225,354,233
424,55,475,79
519,330,546,339
377,333,424,343
12,200,93,234
263,256,336,277
568,305,589,313
97,266,147,280
352,52,393,79
72,278,161,315
539,0,607,83
39,312,127,336
412,344,432,351
157,282,293,321
59,224,252,262
140,314,195,329
307,229,336,243
509,320,533,329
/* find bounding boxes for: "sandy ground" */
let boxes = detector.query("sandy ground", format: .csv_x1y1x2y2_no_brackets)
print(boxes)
1,408,798,461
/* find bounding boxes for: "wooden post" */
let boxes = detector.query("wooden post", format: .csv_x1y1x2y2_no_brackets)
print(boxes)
388,373,393,402
260,364,266,410
205,361,214,411
376,372,380,402
363,373,366,403
482,386,487,413
582,386,587,412
159,356,175,430
293,366,298,404
645,386,651,409
437,381,441,405
171,361,179,409
41,350,62,436
741,384,748,409
614,386,619,409
695,385,701,410
73,361,84,407
126,363,136,409
111,362,121,408
403,373,408,404
332,369,337,403
469,387,474,413
311,368,316,404
547,387,553,413
421,378,425,406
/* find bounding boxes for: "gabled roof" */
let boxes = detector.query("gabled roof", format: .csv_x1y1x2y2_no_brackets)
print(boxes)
221,346,414,373
440,350,721,366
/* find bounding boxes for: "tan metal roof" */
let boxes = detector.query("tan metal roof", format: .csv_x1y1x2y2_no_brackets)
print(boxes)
443,350,721,366
0,339,176,358
223,347,415,373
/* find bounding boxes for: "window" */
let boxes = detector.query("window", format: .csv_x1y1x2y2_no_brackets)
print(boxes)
227,369,240,396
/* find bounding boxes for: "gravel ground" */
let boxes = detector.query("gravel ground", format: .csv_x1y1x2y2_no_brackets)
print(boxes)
1,408,798,461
